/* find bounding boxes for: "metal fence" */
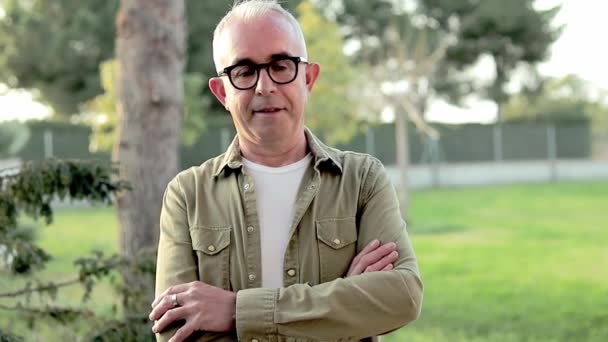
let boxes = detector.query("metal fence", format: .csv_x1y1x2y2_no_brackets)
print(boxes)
1,119,593,171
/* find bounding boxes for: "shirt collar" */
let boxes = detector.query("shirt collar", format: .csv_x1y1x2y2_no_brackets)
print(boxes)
212,127,343,177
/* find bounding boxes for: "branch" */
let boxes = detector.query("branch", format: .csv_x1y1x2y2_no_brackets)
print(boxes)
0,254,123,298
417,34,454,75
399,100,440,140
0,277,80,298
0,303,95,321
0,303,45,314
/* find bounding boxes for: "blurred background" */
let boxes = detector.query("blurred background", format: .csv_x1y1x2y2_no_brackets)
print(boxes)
0,0,606,341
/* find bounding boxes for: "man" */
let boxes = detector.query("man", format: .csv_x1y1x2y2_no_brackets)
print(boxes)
149,1,422,341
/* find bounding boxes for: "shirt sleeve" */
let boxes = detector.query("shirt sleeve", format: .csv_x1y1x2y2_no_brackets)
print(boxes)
155,177,199,341
155,176,240,341
235,159,423,341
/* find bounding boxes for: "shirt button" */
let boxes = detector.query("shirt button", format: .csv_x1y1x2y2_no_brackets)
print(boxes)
207,245,216,252
333,238,341,245
247,226,254,233
287,269,296,277
248,274,256,281
309,184,316,190
243,183,250,190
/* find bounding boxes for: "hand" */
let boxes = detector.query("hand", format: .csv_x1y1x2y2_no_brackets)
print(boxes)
346,239,399,277
149,281,236,342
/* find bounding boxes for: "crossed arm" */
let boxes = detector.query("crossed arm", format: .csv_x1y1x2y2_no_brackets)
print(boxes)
149,239,400,342
151,160,422,341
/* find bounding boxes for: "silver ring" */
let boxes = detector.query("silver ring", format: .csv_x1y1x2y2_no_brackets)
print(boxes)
171,293,178,308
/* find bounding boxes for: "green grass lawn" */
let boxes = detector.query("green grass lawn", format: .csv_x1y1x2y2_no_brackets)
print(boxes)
1,181,607,341
386,181,608,342
0,207,122,341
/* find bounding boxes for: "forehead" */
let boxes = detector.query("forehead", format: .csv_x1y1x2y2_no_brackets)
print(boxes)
217,14,305,67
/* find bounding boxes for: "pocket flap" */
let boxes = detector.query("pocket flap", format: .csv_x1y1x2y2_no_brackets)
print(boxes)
190,226,231,255
316,217,357,250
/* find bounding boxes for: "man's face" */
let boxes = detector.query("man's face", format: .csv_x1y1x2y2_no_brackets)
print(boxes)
209,14,320,146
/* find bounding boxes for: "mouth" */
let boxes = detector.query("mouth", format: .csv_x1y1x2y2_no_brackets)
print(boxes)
253,107,285,114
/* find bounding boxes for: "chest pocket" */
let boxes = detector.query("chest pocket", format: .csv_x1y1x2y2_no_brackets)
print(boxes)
316,217,358,283
190,226,231,290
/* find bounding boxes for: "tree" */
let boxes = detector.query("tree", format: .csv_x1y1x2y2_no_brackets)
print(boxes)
297,1,361,144
503,75,600,121
0,0,119,115
372,20,445,216
0,159,130,341
313,0,446,215
317,0,560,109
313,0,560,212
84,59,207,152
0,0,303,118
114,0,186,314
503,74,608,157
420,0,561,118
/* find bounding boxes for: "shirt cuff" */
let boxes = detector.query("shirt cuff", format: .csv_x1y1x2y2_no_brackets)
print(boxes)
236,287,278,340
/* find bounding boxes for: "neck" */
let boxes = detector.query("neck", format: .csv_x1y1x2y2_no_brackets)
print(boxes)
239,131,308,167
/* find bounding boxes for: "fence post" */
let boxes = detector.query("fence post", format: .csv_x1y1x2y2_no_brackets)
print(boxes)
430,136,440,188
220,127,231,152
493,124,503,162
547,123,557,182
43,129,53,159
365,128,376,156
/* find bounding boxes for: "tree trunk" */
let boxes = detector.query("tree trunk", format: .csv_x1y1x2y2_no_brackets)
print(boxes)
394,106,410,219
114,0,186,314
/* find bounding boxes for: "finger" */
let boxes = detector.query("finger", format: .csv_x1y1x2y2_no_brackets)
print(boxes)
169,321,195,342
348,240,381,275
152,283,190,308
359,242,397,270
381,263,394,271
349,241,396,276
150,292,182,321
364,251,399,273
152,306,188,334
359,239,381,257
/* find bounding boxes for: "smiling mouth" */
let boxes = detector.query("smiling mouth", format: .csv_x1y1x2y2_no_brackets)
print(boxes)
253,108,284,114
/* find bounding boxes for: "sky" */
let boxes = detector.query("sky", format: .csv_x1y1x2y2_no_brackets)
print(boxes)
426,0,608,124
0,0,606,123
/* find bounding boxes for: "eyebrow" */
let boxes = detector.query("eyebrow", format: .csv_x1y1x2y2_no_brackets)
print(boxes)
229,52,293,66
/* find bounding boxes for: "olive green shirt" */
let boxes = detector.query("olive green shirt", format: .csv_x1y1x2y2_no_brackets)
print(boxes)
155,128,423,341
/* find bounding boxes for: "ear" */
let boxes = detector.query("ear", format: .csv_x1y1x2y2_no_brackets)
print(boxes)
209,77,229,109
304,62,320,93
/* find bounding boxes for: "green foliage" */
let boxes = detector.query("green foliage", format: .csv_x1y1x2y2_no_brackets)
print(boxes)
0,159,130,340
84,60,119,152
438,0,561,106
316,0,561,107
85,315,154,342
85,60,208,151
0,0,119,115
0,122,30,157
298,1,361,144
1,225,51,274
0,328,23,342
503,74,607,122
0,0,302,118
182,73,209,146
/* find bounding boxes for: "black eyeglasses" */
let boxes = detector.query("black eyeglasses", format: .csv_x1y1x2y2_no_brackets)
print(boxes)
218,56,308,90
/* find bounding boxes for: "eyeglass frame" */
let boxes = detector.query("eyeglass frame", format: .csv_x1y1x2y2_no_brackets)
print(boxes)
217,56,309,90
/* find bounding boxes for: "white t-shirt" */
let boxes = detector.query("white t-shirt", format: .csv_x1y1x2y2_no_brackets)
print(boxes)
242,153,312,288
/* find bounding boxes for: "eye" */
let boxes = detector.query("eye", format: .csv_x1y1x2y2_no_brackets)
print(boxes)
233,65,256,78
270,59,291,72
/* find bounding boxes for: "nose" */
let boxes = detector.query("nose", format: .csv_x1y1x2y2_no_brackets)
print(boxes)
255,67,277,96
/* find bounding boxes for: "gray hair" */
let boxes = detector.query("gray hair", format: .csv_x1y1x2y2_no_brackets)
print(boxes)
212,0,307,71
